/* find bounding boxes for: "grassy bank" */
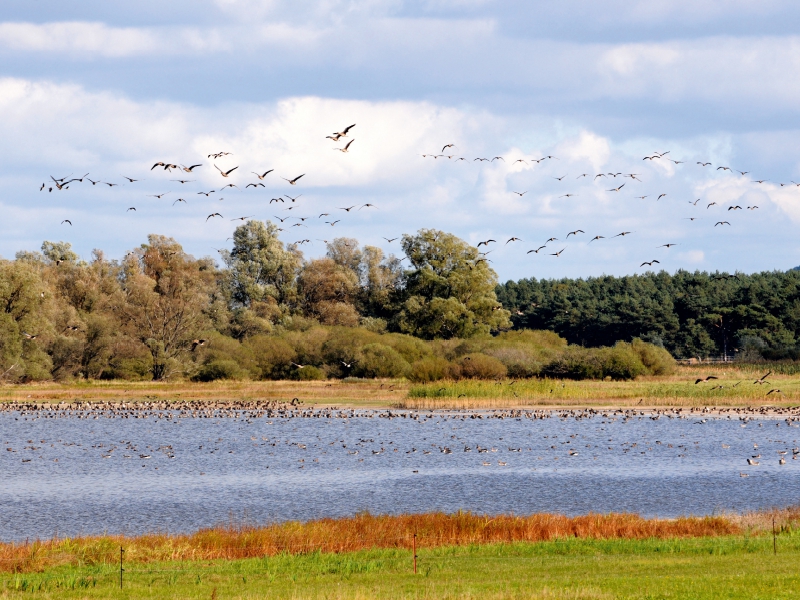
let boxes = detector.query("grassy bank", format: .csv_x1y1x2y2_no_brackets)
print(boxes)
3,532,800,599
1,365,799,410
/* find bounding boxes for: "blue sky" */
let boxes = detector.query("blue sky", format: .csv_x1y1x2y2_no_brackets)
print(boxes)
2,0,800,282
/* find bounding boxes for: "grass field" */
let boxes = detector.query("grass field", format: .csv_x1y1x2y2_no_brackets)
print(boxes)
3,534,800,599
1,364,798,410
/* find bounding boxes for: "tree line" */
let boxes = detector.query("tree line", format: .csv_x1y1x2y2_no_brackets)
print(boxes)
496,269,800,361
0,223,512,382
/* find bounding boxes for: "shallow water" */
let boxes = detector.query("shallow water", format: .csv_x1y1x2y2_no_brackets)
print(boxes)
1,409,799,541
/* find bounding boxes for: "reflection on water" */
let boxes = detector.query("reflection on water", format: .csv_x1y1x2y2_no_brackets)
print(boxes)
2,408,799,541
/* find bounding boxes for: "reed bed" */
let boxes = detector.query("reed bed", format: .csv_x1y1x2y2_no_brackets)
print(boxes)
0,512,741,573
402,371,800,409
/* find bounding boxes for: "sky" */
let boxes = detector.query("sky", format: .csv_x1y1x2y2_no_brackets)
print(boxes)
2,0,800,282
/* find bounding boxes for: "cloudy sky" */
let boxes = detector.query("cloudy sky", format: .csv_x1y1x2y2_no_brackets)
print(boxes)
2,0,800,281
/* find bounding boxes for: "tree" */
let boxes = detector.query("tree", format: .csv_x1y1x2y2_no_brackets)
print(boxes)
393,229,510,339
223,220,301,308
119,235,215,380
297,258,360,326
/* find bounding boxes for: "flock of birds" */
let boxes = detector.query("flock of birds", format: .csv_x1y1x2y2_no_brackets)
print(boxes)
37,128,789,271
41,123,381,256
418,148,776,269
3,403,800,473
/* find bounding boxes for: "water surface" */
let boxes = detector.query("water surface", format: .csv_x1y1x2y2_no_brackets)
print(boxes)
2,408,798,541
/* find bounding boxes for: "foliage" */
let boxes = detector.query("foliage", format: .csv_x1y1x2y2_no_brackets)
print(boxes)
498,269,800,360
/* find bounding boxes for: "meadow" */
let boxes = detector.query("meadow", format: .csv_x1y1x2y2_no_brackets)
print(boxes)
1,510,799,599
1,364,799,410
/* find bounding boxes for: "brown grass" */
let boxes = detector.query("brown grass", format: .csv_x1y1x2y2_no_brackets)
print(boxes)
0,512,741,573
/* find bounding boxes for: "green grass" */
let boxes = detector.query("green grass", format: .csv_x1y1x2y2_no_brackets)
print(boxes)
3,534,800,599
403,372,800,408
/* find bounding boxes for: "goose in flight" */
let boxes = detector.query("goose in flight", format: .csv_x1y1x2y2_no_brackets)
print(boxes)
191,339,206,351
215,164,239,177
171,179,194,184
122,176,139,183
269,197,284,203
588,236,604,243
658,243,677,248
612,231,632,238
325,220,341,226
282,174,305,185
728,205,742,211
151,162,168,170
252,170,273,179
717,166,731,172
181,164,202,172
246,183,265,188
360,203,376,209
335,139,355,153
640,260,660,267
553,175,567,181
285,194,302,202
566,230,584,237
231,216,254,221
747,206,759,210
61,219,72,225
512,159,528,165
545,237,558,243
477,240,496,247
148,192,169,199
695,375,718,384
560,194,577,198
172,198,187,205
442,144,455,152
208,152,233,159
657,194,667,201
707,202,717,209
198,190,215,196
697,162,711,167
492,157,505,162
206,213,223,221
607,184,625,192
220,183,238,190
291,362,306,369
383,237,398,242
339,205,357,212
715,221,731,226
506,237,522,244
127,207,136,212
594,173,606,179
511,191,527,196
527,246,547,254
550,248,566,257
333,124,356,138
273,216,290,223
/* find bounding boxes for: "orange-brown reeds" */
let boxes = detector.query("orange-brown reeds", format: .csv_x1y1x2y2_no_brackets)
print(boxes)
0,511,740,573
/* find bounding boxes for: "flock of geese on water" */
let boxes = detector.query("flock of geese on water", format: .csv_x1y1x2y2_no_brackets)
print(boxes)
37,129,789,270
3,401,800,471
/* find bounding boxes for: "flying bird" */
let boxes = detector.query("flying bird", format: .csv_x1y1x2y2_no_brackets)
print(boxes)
707,202,717,209
612,232,632,238
283,174,305,185
695,376,718,384
477,240,496,247
206,213,223,221
527,246,547,254
214,164,239,177
246,183,265,188
172,198,187,205
511,191,528,197
589,236,604,243
607,184,625,192
697,162,711,167
566,230,584,237
658,243,677,248
442,144,455,152
339,205,357,212
506,237,522,244
332,124,356,138
335,139,355,153
657,194,667,201
61,220,72,225
181,164,202,172
252,170,273,179
550,248,566,257
640,260,660,267
715,221,731,226
231,216,254,221
122,176,139,183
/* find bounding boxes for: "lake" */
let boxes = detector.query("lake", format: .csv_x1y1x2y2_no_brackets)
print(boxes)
2,407,799,541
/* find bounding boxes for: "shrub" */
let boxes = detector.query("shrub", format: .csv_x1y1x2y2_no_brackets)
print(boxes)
384,333,432,364
193,359,245,382
244,335,296,379
292,365,327,381
458,353,507,379
601,343,647,380
631,338,676,375
542,346,605,380
408,357,454,382
484,346,542,378
354,344,411,378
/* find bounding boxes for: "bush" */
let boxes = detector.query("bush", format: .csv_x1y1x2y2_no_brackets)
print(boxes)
632,338,676,375
601,343,647,380
354,344,411,378
244,335,297,379
484,346,542,378
408,357,454,382
193,359,245,382
458,353,507,379
542,346,604,380
384,333,432,364
292,365,327,381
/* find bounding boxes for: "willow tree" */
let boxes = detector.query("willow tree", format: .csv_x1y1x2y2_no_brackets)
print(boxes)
394,229,510,339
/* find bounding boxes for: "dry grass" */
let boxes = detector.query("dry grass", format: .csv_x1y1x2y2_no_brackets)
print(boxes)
0,512,740,573
0,379,408,408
